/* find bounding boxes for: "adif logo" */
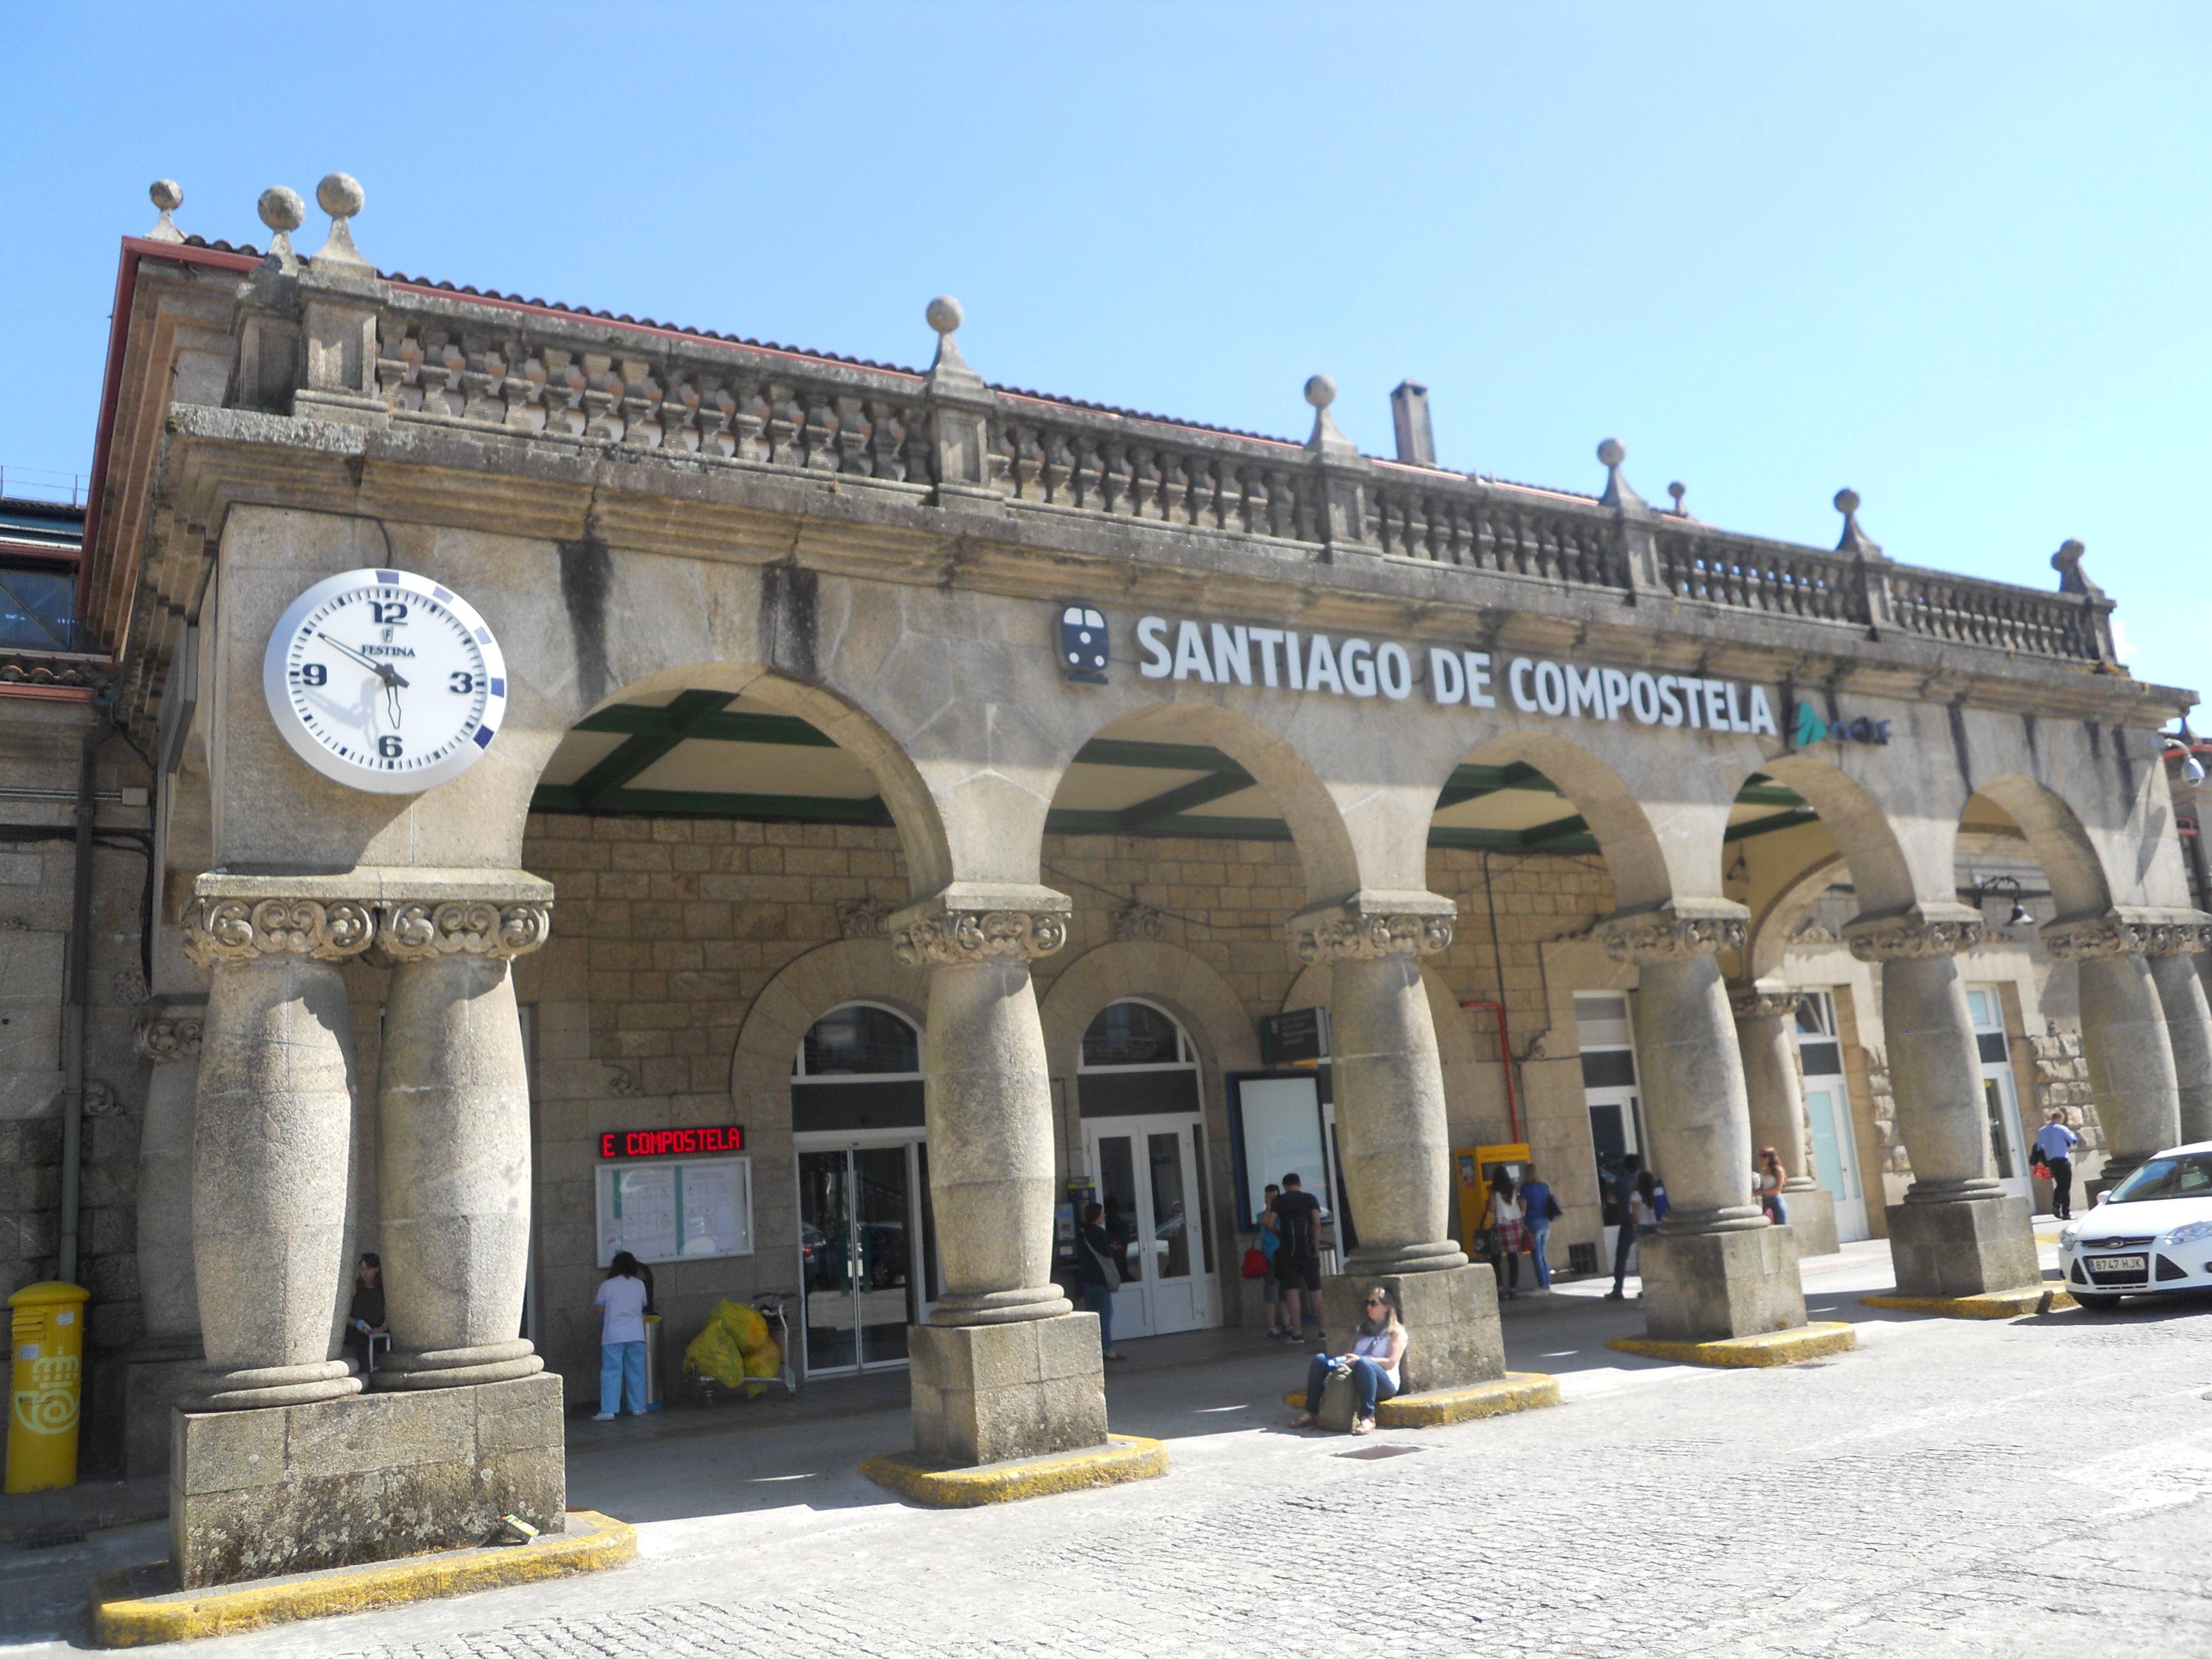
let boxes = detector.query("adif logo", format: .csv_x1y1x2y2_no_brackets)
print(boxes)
1792,699,1892,748
1060,605,1108,684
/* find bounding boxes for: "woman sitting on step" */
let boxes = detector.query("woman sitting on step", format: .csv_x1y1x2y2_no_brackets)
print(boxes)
1290,1286,1407,1436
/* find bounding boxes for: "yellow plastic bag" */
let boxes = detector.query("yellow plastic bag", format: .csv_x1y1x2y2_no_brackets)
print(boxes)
683,1319,748,1388
716,1298,770,1354
743,1338,781,1379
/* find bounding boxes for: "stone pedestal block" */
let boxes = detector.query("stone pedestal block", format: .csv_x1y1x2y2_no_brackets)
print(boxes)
1322,1263,1503,1395
1786,1183,1840,1260
170,1373,564,1589
124,1338,205,1481
1885,1194,2039,1299
907,1313,1107,1467
1640,1225,1806,1343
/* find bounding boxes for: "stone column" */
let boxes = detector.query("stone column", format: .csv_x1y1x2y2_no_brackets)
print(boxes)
180,888,373,1409
891,885,1105,1464
371,885,552,1390
1731,982,1838,1258
1291,891,1503,1396
2146,921,2212,1145
1599,904,1805,1341
1845,906,2038,1297
123,1001,206,1477
2046,910,2185,1190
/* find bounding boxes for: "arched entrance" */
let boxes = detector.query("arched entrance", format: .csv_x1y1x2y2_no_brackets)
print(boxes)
791,1000,937,1376
1076,999,1214,1338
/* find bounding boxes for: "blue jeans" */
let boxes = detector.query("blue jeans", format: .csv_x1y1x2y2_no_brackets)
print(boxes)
1082,1284,1115,1353
1529,1219,1553,1289
1305,1352,1398,1420
599,1340,646,1415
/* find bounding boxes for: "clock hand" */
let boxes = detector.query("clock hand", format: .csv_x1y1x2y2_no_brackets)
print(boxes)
316,632,411,690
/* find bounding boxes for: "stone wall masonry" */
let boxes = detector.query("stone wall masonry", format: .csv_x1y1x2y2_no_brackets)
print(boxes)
509,814,1615,1396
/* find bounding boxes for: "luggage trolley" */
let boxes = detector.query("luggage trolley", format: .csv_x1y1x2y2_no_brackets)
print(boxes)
752,1292,798,1399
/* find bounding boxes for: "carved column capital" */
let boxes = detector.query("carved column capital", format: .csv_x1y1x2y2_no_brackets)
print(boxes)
183,895,377,967
1729,981,1805,1022
377,899,551,962
1843,904,1984,963
890,883,1072,967
134,1003,205,1062
1287,891,1455,965
837,896,895,940
2047,907,2212,959
1595,900,1747,964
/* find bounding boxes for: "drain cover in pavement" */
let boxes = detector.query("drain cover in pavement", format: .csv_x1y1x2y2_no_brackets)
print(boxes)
1337,1444,1425,1460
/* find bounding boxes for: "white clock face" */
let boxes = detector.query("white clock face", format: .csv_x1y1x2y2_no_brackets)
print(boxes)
261,568,508,794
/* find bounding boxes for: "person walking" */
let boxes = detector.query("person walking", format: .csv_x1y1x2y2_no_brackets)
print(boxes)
1520,1163,1558,1291
1290,1286,1408,1437
1271,1173,1326,1344
1256,1183,1292,1337
1074,1201,1126,1360
1489,1167,1530,1301
1756,1147,1790,1226
343,1252,387,1375
593,1251,651,1421
1605,1153,1644,1300
2035,1111,2081,1219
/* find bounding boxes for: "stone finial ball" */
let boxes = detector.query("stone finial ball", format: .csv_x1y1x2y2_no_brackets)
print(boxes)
258,186,305,233
149,179,182,211
1597,437,1625,467
1834,488,1861,515
926,295,963,335
316,173,365,218
1304,374,1337,409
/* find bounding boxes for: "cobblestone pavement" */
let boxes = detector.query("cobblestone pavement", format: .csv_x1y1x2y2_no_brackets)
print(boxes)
8,1246,2208,1658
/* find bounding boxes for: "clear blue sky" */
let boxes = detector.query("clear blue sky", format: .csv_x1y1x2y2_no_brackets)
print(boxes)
4,3,2205,709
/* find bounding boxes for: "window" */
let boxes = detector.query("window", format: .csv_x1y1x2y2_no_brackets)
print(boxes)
795,1003,920,1078
1080,1000,1191,1068
0,564,76,651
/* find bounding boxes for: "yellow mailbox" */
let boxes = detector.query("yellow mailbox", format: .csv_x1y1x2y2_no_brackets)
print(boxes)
7,1280,89,1494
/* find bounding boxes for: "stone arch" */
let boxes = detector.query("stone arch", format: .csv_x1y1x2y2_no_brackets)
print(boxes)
1046,702,1364,902
523,659,956,900
727,938,931,1130
1745,848,1853,979
1970,774,2114,919
1430,730,1676,913
1745,753,1919,917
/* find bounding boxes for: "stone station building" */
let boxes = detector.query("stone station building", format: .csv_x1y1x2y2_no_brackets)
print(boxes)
7,176,2211,1584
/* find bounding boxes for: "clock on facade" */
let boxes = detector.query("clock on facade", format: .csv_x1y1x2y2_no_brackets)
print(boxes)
260,568,508,794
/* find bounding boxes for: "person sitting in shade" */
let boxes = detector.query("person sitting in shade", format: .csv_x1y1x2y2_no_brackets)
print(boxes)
1289,1285,1407,1437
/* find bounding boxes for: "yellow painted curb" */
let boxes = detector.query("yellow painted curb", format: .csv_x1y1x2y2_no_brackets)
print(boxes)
1861,1286,2077,1319
88,1510,635,1648
1279,1371,1563,1427
1604,1320,1858,1368
860,1434,1168,1507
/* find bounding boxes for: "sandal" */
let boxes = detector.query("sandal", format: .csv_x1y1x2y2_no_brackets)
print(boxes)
1351,1416,1375,1436
1289,1410,1317,1428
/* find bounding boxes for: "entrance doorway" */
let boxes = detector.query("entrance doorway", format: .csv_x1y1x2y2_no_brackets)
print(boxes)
1966,984,2033,1202
1577,992,1644,1270
1794,990,1869,1241
1076,1000,1217,1338
790,1001,935,1378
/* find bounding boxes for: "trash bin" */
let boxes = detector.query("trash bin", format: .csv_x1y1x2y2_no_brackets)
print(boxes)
7,1281,89,1494
642,1312,665,1412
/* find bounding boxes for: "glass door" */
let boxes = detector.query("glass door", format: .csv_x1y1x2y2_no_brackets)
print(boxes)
1083,1115,1213,1339
1965,986,2032,1203
1794,992,1869,1242
795,1137,927,1376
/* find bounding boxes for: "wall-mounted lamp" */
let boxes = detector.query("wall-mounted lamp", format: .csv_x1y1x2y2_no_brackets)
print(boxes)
1975,875,2032,930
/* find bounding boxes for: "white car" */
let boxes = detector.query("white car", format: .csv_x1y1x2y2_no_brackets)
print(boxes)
2059,1140,2212,1310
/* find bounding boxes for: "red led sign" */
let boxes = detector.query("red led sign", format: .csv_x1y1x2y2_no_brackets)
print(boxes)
598,1125,746,1160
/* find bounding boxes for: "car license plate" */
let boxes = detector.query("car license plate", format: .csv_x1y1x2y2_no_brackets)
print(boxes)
2086,1254,2147,1273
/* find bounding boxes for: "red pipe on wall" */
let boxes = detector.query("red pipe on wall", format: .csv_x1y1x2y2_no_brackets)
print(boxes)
1459,999,1519,1143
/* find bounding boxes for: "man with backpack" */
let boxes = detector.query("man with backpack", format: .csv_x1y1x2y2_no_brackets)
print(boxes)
1520,1161,1561,1292
1270,1173,1326,1344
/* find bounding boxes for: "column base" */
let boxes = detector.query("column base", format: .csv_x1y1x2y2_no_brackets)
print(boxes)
1885,1193,2039,1298
907,1313,1107,1468
860,1435,1167,1507
170,1373,565,1590
1639,1224,1807,1343
180,1360,362,1412
1322,1262,1504,1395
1785,1182,1840,1259
373,1340,544,1390
124,1335,205,1481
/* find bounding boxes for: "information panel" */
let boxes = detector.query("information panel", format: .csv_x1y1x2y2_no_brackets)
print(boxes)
595,1155,754,1266
1227,1074,1334,1226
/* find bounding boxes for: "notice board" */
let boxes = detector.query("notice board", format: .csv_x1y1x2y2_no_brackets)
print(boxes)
595,1155,755,1266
